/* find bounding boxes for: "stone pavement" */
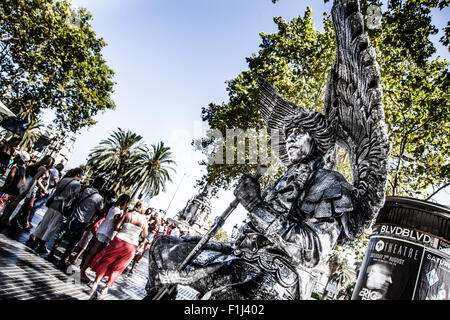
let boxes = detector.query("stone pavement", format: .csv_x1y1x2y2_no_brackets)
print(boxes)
0,206,150,300
0,205,200,300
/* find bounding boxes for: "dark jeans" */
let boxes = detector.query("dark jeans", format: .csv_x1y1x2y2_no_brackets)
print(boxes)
57,217,88,247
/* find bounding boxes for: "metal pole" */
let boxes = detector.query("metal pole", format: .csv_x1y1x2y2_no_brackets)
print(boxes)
165,173,186,216
150,165,268,300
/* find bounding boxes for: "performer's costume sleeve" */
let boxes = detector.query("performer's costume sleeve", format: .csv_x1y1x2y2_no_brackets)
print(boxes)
248,169,358,268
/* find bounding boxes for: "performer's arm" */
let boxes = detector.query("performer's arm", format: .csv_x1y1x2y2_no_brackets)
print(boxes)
235,174,340,267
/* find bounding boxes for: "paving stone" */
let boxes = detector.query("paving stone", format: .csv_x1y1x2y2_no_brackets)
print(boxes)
0,201,202,300
0,210,150,300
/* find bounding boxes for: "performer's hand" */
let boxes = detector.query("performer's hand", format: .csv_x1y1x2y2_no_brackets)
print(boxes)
234,174,262,212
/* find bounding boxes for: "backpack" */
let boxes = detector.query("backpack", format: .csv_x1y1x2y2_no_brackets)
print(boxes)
46,179,75,209
61,189,98,218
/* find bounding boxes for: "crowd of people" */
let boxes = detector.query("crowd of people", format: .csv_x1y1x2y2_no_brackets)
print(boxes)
0,138,187,299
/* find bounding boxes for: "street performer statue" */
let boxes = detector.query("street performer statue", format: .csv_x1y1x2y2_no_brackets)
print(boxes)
145,0,390,300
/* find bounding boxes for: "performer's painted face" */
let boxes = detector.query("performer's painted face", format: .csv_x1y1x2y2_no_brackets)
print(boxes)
286,128,313,164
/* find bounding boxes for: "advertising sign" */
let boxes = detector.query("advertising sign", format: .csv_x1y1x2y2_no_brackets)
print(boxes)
413,250,450,300
353,236,424,300
353,197,450,300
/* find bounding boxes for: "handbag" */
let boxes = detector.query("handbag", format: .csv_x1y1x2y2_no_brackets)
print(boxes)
89,217,105,236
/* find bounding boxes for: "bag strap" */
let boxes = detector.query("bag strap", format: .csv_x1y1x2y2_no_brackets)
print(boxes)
55,179,75,197
75,190,99,210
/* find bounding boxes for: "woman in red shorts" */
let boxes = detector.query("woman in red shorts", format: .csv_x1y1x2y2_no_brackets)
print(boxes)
88,203,149,298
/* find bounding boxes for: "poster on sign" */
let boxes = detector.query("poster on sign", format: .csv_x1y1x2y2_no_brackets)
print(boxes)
352,237,424,300
413,250,450,300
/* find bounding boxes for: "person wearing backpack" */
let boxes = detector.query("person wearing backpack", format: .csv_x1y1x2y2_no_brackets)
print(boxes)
25,168,84,254
64,189,116,266
50,176,105,269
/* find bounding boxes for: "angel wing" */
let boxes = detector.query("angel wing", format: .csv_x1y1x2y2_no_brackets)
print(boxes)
258,77,302,166
324,0,390,218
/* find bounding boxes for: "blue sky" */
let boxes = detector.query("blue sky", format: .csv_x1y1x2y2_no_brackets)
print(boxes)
56,0,449,234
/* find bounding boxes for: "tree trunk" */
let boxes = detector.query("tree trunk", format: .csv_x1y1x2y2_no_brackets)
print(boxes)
131,180,145,202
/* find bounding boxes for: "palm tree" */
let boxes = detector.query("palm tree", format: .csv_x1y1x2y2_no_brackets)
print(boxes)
17,105,37,124
330,265,353,293
19,117,43,150
321,250,352,300
125,141,176,201
87,128,143,192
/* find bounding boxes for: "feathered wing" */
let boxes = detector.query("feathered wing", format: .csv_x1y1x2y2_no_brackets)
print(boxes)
258,77,303,166
324,0,390,223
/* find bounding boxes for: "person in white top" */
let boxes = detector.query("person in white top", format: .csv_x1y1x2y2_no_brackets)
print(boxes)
79,194,131,283
89,201,150,298
128,208,154,274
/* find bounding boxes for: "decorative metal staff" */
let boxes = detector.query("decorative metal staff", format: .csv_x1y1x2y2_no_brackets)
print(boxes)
150,164,268,300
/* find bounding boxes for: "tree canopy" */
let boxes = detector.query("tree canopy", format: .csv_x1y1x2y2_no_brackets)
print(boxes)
0,0,116,133
197,8,336,191
363,0,449,199
198,0,449,201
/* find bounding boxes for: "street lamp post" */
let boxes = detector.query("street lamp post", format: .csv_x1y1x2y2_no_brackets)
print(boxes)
165,173,186,217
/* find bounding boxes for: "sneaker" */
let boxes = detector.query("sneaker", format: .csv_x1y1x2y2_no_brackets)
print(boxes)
65,264,75,275
45,254,55,262
25,238,36,249
35,245,49,255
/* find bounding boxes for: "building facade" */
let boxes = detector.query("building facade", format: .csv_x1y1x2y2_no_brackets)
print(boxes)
169,185,213,236
32,124,76,166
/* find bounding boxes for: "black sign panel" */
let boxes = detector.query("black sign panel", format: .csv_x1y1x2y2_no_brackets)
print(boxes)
0,116,29,136
414,250,450,300
352,237,424,300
